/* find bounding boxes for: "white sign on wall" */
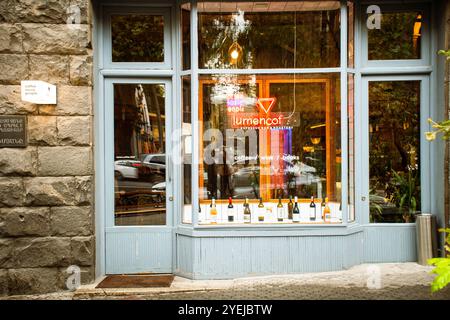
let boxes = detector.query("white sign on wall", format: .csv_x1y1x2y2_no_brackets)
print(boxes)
21,80,57,104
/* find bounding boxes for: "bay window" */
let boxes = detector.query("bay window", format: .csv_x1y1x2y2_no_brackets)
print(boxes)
180,0,432,227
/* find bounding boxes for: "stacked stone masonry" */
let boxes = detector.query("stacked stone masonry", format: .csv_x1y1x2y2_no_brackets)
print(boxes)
0,0,94,296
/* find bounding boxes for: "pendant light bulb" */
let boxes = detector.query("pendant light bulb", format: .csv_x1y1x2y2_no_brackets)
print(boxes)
231,49,239,60
228,42,243,64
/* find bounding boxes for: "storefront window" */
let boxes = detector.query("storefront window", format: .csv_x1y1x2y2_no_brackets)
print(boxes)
368,81,421,223
181,2,191,70
348,74,355,222
367,10,422,61
182,76,192,223
114,84,167,226
111,14,165,63
194,74,341,224
197,1,341,69
348,1,355,68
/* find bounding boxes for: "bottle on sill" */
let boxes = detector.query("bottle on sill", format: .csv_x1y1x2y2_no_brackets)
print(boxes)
323,197,331,223
257,197,265,222
287,196,294,220
227,197,235,222
210,197,218,224
292,196,300,223
243,198,251,224
198,200,202,223
321,197,326,221
309,196,316,221
277,196,284,222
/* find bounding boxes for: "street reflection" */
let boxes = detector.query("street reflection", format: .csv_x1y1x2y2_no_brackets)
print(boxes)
114,84,167,226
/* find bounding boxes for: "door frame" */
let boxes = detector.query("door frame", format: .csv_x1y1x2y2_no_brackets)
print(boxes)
103,78,175,274
358,75,431,225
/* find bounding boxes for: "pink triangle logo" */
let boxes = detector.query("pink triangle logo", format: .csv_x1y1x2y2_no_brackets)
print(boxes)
256,98,276,114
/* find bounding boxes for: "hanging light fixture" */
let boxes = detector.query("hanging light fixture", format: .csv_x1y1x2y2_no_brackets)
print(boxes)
413,14,422,50
228,41,243,65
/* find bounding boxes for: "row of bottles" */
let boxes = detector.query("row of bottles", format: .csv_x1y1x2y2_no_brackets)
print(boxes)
203,196,336,224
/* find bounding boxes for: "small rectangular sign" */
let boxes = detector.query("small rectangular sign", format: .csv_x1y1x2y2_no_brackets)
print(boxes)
0,115,27,148
21,80,57,104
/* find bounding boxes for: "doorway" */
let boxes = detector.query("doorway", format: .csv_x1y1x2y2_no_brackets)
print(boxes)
104,78,174,274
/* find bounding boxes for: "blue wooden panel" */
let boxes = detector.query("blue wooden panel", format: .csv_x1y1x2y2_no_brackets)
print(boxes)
174,225,417,279
187,234,363,279
363,225,417,263
105,231,172,274
176,234,194,277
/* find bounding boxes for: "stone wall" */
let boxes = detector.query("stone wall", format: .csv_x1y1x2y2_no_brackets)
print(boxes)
0,0,94,296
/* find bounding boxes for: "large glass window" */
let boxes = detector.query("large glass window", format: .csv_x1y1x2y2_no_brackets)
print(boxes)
197,1,341,69
114,84,167,226
348,74,355,222
193,74,341,224
182,76,192,223
111,14,165,63
368,81,421,223
367,10,423,61
181,2,191,70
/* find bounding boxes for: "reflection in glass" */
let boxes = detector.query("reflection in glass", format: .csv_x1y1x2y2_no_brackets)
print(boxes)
181,3,191,70
111,15,165,62
348,1,355,68
368,11,422,60
198,1,341,69
198,74,341,224
348,74,355,222
369,81,421,223
114,84,166,226
182,77,192,223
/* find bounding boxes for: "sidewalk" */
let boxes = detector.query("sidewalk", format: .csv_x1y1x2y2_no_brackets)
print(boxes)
4,263,450,300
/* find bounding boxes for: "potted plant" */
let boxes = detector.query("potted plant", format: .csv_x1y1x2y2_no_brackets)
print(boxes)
389,168,420,223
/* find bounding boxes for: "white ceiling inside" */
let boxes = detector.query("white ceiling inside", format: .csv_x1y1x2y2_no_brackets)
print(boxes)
198,1,341,13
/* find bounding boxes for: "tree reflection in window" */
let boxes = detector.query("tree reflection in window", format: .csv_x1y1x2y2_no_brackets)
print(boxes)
369,81,421,223
112,15,165,63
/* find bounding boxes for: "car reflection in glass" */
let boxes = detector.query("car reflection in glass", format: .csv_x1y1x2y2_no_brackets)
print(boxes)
114,154,167,210
228,159,323,199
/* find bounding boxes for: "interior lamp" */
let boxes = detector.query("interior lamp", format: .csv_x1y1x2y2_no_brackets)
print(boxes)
228,42,243,64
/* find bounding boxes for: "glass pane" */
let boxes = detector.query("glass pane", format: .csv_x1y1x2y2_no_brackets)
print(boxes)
367,11,422,60
114,83,167,226
348,1,355,68
111,15,165,62
369,81,421,223
348,74,355,222
181,3,191,70
182,76,192,223
198,1,341,69
198,74,341,225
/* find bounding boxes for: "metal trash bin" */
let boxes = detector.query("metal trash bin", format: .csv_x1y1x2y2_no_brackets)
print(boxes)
416,213,438,265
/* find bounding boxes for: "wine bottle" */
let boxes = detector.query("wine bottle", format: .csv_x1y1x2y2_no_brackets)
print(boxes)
210,197,218,224
292,196,300,223
309,196,316,221
287,196,294,220
257,197,265,222
277,196,284,222
198,200,202,223
243,198,251,224
321,197,326,221
323,197,331,223
227,197,234,222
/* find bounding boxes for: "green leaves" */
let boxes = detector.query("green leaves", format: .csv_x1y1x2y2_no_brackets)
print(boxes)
438,49,450,60
428,229,450,293
428,257,450,292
